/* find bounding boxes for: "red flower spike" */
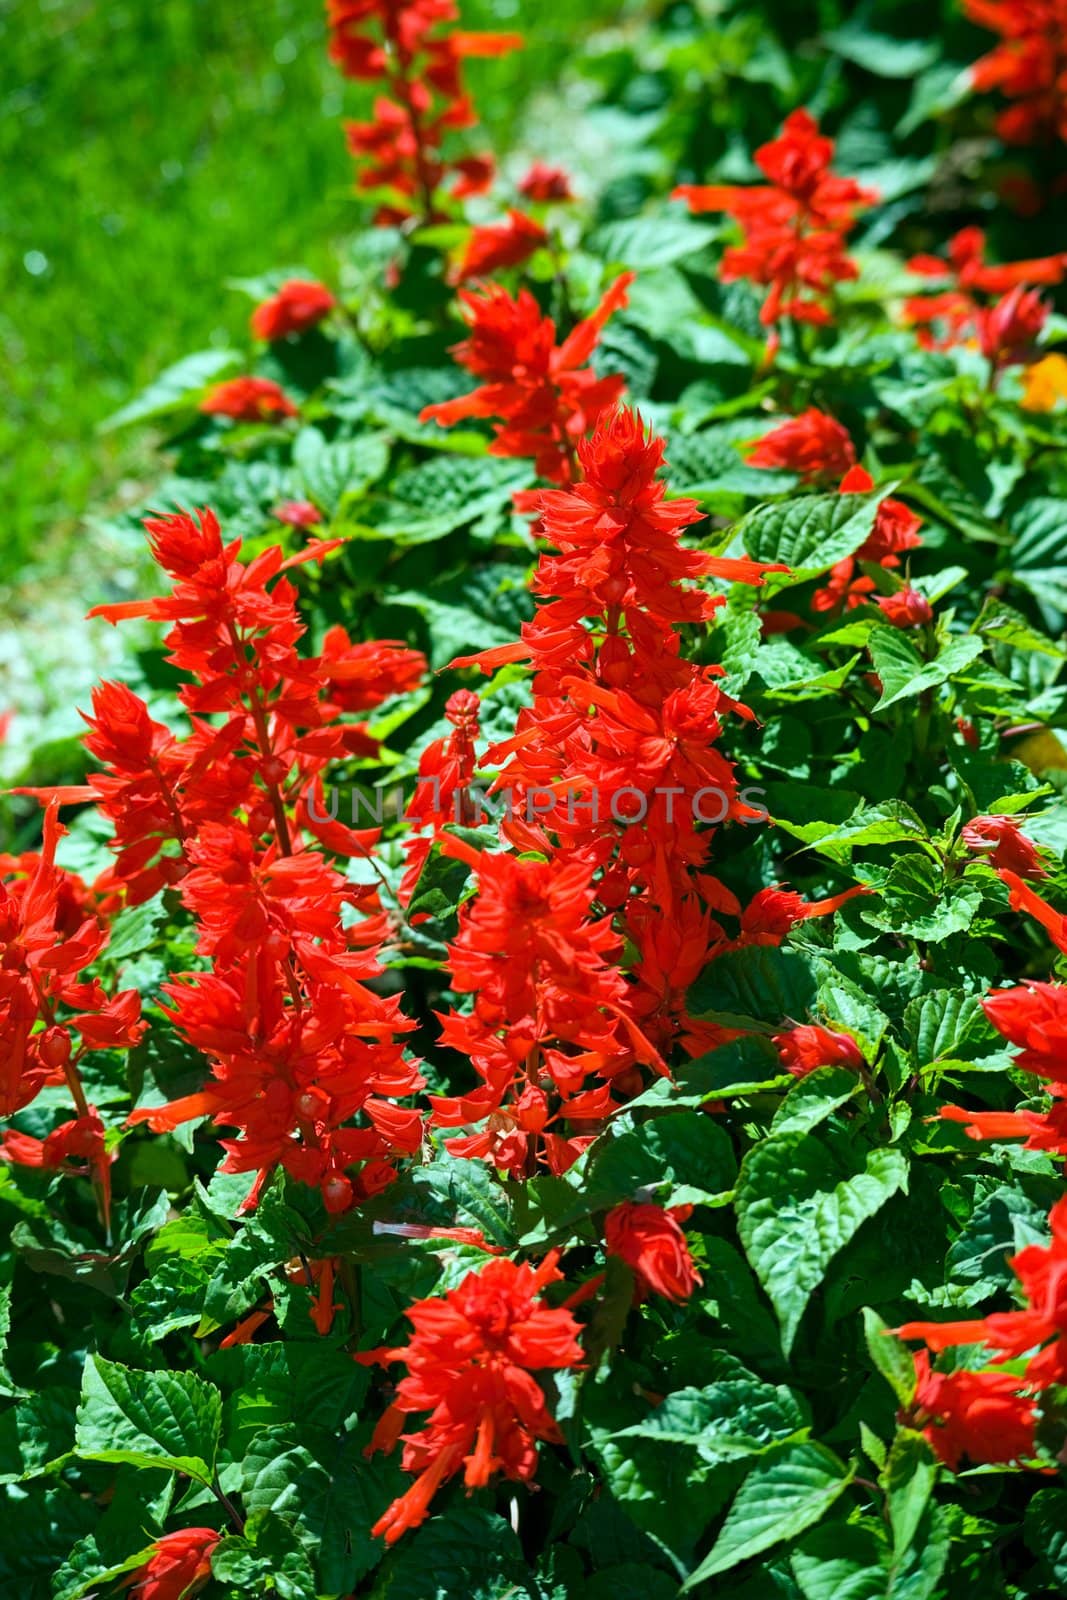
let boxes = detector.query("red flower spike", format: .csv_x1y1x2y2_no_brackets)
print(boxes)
326,0,520,226
251,279,336,341
812,466,924,615
127,1529,221,1600
773,1024,864,1079
53,505,429,1214
200,377,298,423
904,227,1066,351
674,110,875,335
519,162,575,202
910,1354,1038,1470
421,275,634,484
364,1252,582,1543
604,1201,702,1303
746,409,856,481
875,587,933,629
453,209,547,282
961,815,1047,878
964,0,1067,147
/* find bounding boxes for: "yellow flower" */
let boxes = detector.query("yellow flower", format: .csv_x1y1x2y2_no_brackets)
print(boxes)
1020,353,1067,413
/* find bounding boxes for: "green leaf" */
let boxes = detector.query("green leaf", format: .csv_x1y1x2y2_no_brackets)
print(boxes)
779,799,929,862
420,1153,516,1248
824,23,937,76
212,1510,318,1600
682,1441,854,1587
0,1388,78,1482
589,213,719,269
101,349,239,431
608,1375,806,1465
863,1309,916,1407
869,630,984,713
1024,1488,1067,1586
742,493,880,581
884,1430,937,1561
861,855,980,941
736,1136,909,1354
241,1424,399,1592
368,1505,536,1600
772,1068,865,1138
792,1523,888,1600
75,1355,221,1483
689,944,820,1026
293,425,390,513
584,1110,737,1209
105,893,167,961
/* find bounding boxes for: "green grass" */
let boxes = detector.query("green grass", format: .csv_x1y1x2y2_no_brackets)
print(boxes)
0,0,615,583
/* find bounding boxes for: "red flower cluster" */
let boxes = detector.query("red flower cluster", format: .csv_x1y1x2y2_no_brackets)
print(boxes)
362,1251,582,1542
964,0,1067,145
904,227,1065,358
747,417,925,616
519,162,575,203
428,833,660,1177
875,585,932,629
895,1194,1067,1467
401,687,482,899
941,870,1067,1155
0,801,146,1223
773,1023,864,1079
128,1529,221,1600
674,110,876,339
453,208,547,283
746,409,856,481
962,814,1047,878
326,0,521,223
421,274,633,483
605,1201,702,1302
27,508,431,1217
200,376,298,423
413,408,838,1166
251,279,336,341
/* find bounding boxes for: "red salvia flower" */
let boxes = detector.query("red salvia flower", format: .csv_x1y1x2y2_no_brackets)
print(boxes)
421,275,634,483
940,872,1067,1155
746,408,856,480
904,226,1067,350
894,1195,1067,1461
875,587,933,628
251,279,336,340
773,1024,864,1078
273,499,323,528
200,376,298,422
812,465,924,616
977,285,1049,378
26,506,432,1216
519,162,575,202
453,209,547,282
127,1529,221,1600
327,0,520,224
362,1251,582,1543
908,1354,1038,1470
604,1201,702,1302
961,815,1047,878
674,110,876,336
964,0,1067,146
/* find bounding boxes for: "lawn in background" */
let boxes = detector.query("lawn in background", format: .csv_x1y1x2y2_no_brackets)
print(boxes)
0,0,612,584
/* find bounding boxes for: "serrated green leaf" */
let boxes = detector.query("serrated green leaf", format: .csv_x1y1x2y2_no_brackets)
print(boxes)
75,1355,221,1483
682,1441,854,1586
736,1137,909,1355
742,493,880,581
863,1309,916,1407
